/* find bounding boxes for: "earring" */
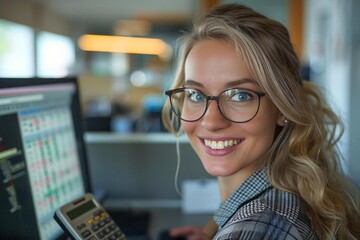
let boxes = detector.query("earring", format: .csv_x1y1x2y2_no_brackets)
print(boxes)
284,119,288,124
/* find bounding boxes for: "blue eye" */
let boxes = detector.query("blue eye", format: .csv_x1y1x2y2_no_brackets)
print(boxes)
234,92,251,101
225,89,254,102
186,89,206,102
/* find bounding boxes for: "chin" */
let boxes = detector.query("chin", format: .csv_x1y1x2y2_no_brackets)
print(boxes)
202,163,237,177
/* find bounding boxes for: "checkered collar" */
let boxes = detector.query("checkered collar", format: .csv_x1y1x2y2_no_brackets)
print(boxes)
213,167,272,229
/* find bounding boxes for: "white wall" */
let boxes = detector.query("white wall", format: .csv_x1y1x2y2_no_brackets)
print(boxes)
348,0,360,187
304,0,360,186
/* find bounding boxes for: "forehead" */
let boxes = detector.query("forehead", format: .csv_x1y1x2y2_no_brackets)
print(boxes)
184,39,256,91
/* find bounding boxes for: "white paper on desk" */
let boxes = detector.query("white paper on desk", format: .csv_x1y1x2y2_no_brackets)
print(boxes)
182,179,221,214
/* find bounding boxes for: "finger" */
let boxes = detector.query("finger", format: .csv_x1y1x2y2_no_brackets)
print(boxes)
187,232,209,240
170,226,201,237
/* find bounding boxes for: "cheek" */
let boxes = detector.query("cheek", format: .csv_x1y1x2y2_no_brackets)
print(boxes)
181,121,200,153
252,121,277,144
243,121,275,149
181,121,195,135
247,105,279,143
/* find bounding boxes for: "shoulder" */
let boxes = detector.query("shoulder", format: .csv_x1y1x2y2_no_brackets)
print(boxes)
214,188,317,240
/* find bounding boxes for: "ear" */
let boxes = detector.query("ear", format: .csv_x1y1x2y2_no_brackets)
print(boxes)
277,112,287,127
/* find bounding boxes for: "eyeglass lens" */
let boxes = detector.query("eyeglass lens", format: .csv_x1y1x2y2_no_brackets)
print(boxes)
169,88,262,123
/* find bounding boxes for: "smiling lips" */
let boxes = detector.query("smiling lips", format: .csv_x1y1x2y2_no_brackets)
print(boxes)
204,139,241,150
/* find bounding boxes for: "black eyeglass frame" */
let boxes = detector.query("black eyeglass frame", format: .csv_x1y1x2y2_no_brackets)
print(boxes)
165,87,266,123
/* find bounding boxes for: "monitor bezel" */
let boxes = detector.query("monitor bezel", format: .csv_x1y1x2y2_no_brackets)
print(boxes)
0,76,92,239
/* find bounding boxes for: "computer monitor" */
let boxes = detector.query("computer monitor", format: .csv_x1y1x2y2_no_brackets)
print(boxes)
0,77,91,239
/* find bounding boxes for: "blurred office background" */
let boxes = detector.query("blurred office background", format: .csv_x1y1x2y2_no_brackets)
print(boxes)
1,0,359,237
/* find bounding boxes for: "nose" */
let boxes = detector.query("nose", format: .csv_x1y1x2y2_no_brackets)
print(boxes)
200,100,231,130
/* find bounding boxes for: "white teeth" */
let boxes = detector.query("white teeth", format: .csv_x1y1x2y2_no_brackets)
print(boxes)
204,139,240,149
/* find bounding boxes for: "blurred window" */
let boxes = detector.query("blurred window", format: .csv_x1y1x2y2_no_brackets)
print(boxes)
0,19,35,77
36,31,75,77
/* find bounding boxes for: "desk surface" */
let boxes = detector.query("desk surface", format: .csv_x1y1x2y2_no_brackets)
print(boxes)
104,199,213,240
149,208,213,240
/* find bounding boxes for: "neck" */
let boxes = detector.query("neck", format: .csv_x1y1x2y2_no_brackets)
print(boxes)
217,176,243,201
217,167,260,201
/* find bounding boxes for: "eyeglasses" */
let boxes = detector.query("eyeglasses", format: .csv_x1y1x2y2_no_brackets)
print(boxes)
165,87,265,123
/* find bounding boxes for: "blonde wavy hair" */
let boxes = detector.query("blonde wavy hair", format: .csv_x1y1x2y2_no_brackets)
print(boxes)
162,3,360,239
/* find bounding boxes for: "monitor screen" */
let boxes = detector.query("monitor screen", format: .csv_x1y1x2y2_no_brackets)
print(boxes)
0,77,91,240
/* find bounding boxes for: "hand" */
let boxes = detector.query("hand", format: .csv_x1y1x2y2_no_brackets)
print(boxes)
170,226,211,240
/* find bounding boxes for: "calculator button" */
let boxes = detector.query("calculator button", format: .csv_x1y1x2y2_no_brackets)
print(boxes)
76,223,86,230
91,224,100,232
103,227,111,234
109,223,116,231
98,220,106,227
113,230,124,239
93,209,103,216
117,232,126,240
87,237,97,240
97,231,106,239
81,230,91,238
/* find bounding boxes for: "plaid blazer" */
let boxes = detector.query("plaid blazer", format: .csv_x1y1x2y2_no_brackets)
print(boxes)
213,169,317,240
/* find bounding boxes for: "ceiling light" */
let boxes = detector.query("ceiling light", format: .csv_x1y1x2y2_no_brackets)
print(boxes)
78,34,172,56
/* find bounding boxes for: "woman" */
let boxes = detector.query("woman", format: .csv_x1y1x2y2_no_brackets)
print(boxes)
162,3,360,240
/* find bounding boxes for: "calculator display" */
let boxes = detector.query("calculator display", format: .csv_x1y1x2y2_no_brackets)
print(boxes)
55,193,126,240
67,200,96,220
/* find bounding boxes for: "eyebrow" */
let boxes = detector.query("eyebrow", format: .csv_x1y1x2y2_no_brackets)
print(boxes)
183,78,258,88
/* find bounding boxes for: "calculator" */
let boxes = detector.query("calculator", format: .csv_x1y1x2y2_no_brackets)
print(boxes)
54,193,127,240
